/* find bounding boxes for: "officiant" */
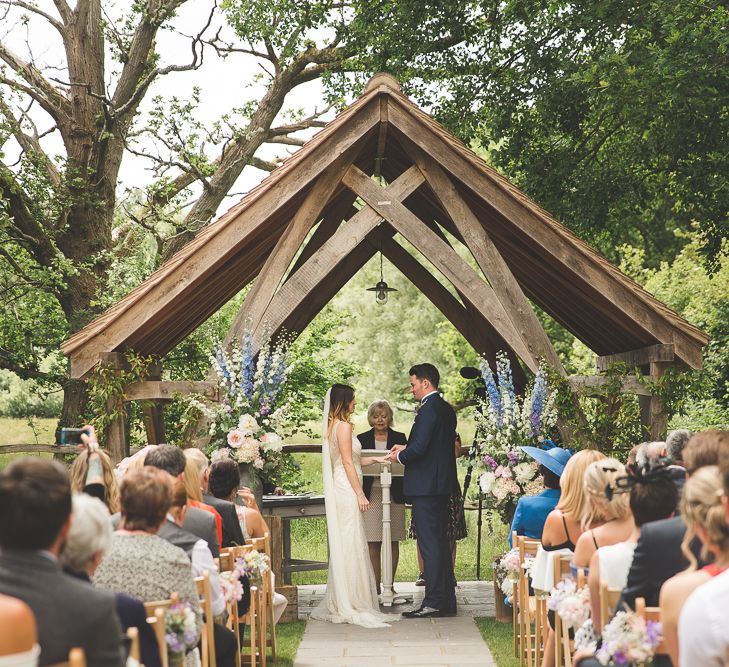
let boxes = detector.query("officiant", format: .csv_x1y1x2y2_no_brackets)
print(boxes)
358,399,407,592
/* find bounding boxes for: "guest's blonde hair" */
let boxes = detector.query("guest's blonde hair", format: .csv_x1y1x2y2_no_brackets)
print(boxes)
183,456,202,502
184,448,209,476
556,449,606,521
367,400,394,428
680,465,729,569
581,458,630,528
69,449,120,514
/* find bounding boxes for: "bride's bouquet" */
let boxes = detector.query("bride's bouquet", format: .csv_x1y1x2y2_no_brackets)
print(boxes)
470,352,558,524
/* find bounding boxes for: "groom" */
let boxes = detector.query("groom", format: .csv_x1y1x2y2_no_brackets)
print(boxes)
387,363,458,618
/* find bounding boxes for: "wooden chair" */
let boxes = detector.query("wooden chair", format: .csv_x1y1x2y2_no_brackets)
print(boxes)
146,608,168,667
247,532,277,661
48,647,86,667
127,627,140,663
512,532,520,659
552,554,573,667
598,580,622,635
196,571,217,667
517,535,542,667
219,545,263,667
635,597,668,656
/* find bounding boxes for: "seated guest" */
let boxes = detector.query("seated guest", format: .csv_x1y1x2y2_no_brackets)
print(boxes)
509,445,573,546
60,494,160,667
0,458,123,667
0,594,38,666
69,426,120,513
93,467,201,667
166,482,237,667
588,466,677,632
676,432,729,667
208,460,269,540
185,448,245,547
143,445,220,557
635,440,665,469
669,463,729,666
542,449,606,551
573,458,633,569
666,429,692,467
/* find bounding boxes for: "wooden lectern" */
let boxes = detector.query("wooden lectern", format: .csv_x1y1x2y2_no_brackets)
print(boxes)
361,451,413,607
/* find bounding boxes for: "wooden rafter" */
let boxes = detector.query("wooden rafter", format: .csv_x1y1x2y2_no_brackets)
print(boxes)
341,164,538,372
595,344,675,372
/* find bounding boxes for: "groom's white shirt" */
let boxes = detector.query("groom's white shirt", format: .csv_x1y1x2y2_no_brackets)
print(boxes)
396,390,439,463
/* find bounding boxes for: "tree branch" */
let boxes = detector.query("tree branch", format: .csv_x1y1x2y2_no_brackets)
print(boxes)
265,135,304,147
0,0,65,34
50,0,71,24
250,155,280,172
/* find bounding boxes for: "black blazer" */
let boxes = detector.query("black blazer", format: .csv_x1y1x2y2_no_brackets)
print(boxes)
358,427,407,505
399,393,458,499
202,493,246,547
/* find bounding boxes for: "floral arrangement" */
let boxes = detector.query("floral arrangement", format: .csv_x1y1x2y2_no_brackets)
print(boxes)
185,331,304,491
236,549,270,582
219,570,245,605
595,610,662,666
472,352,558,524
493,548,536,598
165,602,198,655
548,579,591,630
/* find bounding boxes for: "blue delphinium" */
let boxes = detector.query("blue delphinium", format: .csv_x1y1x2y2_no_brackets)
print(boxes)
240,333,255,402
480,359,503,427
529,368,547,438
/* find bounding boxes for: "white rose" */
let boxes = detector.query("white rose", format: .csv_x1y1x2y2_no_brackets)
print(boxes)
514,462,536,484
253,457,265,470
210,448,230,463
238,414,259,435
260,432,283,452
479,471,496,494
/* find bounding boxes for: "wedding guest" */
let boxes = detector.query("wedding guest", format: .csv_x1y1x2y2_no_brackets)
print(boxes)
143,445,220,557
181,453,224,546
0,458,123,667
69,426,120,513
358,399,407,591
184,448,245,547
635,440,665,469
207,459,269,540
573,458,633,569
93,467,201,667
508,445,573,547
659,465,728,666
666,429,692,466
588,466,677,632
0,595,38,666
60,493,161,667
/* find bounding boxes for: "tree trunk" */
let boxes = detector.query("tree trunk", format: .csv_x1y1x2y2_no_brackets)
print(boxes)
56,378,90,441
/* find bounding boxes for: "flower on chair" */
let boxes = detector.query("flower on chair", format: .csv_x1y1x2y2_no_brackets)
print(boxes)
165,602,198,655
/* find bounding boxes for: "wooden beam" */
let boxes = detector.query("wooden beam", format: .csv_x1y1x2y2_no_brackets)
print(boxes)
140,364,166,445
374,95,388,178
595,344,675,372
251,165,426,352
124,381,219,401
341,164,538,372
412,148,566,375
648,361,670,440
100,351,129,463
568,375,652,397
65,100,381,378
385,100,706,370
226,152,357,348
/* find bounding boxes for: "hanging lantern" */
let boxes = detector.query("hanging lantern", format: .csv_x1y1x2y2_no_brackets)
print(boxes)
366,252,397,305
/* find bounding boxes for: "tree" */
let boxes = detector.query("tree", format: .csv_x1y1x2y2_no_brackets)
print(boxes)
434,0,729,269
0,0,478,428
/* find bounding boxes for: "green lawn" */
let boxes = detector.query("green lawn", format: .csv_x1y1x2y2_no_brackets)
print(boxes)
269,621,307,666
475,617,519,667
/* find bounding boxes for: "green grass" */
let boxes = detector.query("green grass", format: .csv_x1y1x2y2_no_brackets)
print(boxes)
475,617,519,667
269,621,307,665
0,417,57,468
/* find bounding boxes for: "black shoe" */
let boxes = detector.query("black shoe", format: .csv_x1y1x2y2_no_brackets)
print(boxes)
403,606,440,619
415,573,425,586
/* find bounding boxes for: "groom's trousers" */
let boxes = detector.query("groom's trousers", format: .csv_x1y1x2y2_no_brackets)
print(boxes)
411,494,456,611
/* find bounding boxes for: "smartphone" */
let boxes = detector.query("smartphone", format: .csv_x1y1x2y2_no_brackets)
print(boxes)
60,427,90,446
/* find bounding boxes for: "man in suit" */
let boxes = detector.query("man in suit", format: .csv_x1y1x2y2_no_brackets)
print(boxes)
0,458,124,667
388,363,458,618
144,445,221,557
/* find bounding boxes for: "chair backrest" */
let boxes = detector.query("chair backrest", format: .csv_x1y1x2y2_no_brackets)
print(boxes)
143,591,180,617
635,597,668,655
599,580,622,632
146,607,168,667
195,571,217,667
553,553,573,584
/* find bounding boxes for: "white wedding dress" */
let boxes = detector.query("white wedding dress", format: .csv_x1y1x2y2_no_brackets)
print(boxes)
311,396,397,628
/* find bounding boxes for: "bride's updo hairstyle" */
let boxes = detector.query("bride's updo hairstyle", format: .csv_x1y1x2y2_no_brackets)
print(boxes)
328,383,355,429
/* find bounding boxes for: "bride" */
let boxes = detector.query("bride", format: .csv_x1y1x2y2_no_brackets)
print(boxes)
311,384,398,627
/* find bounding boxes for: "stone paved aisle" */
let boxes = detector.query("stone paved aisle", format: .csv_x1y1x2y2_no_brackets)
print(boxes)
293,616,498,667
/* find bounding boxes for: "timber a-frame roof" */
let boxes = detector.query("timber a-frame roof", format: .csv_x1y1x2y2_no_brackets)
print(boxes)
62,74,708,378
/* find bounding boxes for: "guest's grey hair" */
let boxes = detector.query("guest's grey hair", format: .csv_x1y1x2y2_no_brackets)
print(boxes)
635,441,666,469
367,400,394,428
665,429,692,464
60,493,112,572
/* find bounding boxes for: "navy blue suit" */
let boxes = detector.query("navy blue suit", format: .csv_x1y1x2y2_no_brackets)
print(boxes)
399,392,458,611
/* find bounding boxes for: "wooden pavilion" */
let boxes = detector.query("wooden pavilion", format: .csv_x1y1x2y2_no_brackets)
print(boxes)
61,74,708,462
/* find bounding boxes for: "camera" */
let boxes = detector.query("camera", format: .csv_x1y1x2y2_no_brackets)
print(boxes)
60,427,91,446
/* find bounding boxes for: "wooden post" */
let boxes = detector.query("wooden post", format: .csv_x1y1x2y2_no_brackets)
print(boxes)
141,363,166,445
648,362,670,440
100,352,129,463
